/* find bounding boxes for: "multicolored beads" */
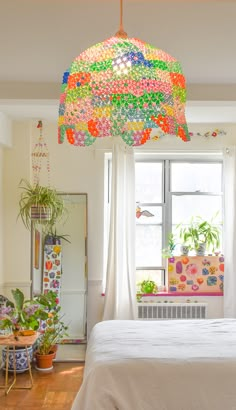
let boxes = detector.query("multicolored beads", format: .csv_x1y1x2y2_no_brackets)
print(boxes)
58,36,190,147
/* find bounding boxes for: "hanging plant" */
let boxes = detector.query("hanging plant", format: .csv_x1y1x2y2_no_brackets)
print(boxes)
18,179,65,230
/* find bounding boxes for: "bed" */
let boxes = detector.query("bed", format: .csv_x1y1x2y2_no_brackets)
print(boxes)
71,319,236,410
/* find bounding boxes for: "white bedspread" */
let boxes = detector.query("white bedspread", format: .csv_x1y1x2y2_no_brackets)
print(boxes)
72,319,236,410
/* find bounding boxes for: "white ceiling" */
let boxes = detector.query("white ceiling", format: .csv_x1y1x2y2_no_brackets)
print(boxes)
0,0,236,122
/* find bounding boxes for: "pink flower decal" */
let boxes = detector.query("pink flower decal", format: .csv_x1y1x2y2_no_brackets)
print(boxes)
186,263,199,277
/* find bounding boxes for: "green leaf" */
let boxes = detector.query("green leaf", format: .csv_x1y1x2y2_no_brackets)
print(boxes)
11,288,24,311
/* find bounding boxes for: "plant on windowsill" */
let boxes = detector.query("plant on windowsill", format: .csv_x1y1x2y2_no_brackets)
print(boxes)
178,214,221,255
18,179,65,230
162,232,178,258
137,279,158,295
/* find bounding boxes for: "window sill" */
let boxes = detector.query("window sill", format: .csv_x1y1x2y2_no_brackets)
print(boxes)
101,292,223,297
140,292,223,297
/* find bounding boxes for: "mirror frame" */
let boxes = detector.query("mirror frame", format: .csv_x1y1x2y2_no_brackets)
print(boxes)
30,192,88,345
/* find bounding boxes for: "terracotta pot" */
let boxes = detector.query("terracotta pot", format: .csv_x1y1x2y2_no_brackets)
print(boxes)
35,351,54,370
51,344,58,360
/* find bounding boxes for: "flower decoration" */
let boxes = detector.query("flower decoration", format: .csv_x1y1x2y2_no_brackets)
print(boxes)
202,258,211,266
188,129,226,139
58,36,190,147
186,263,199,277
209,265,218,275
151,128,227,142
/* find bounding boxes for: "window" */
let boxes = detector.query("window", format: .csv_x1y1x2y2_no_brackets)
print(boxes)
106,153,223,292
135,161,165,288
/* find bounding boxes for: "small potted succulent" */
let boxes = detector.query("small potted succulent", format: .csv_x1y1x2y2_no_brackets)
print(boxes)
137,279,158,295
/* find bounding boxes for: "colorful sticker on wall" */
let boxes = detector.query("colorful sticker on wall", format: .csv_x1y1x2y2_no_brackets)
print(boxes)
168,255,224,294
43,244,62,302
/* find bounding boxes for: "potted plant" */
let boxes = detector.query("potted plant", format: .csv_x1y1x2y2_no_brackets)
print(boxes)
0,288,48,372
18,179,65,230
162,232,177,258
34,291,68,370
0,288,48,335
44,226,71,245
178,215,221,255
137,279,157,295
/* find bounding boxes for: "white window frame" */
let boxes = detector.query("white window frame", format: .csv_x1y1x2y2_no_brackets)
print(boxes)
105,151,223,289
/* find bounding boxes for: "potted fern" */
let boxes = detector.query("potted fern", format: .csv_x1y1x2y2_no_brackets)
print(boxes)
18,179,65,230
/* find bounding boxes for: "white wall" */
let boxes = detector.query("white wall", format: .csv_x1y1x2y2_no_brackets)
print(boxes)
0,147,4,292
1,120,236,332
0,113,12,293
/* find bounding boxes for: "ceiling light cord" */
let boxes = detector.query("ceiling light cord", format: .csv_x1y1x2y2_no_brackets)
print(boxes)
115,0,128,38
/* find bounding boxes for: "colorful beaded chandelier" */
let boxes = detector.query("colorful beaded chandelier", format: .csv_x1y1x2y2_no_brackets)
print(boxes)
58,0,190,147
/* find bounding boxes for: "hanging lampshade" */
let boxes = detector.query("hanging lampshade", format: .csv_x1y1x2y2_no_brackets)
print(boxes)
58,2,190,147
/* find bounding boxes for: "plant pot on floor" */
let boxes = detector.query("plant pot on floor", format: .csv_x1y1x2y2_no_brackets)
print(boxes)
35,351,55,371
2,346,33,373
51,344,58,360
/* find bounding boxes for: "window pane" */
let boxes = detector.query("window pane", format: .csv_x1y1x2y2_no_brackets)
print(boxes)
136,206,162,225
136,225,162,267
171,163,222,193
172,195,222,225
135,162,163,203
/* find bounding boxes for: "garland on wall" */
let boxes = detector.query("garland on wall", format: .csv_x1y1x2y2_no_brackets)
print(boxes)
189,129,227,138
151,128,227,141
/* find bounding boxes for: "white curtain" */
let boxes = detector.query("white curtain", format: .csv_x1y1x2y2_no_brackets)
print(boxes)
223,146,236,317
103,143,136,320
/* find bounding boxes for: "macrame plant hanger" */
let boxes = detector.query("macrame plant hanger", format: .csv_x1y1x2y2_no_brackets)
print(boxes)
31,120,51,187
31,120,52,225
31,121,63,303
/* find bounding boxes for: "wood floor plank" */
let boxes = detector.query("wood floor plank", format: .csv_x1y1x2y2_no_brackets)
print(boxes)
0,362,84,409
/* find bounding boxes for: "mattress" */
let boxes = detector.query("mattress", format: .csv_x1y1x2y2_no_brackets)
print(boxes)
71,318,236,410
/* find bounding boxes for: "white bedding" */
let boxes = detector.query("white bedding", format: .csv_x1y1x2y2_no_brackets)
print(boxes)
72,319,236,410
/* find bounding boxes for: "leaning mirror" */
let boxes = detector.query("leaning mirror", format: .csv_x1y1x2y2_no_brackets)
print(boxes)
31,193,88,348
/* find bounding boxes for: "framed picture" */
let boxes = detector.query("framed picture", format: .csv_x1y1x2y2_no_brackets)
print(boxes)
34,229,40,269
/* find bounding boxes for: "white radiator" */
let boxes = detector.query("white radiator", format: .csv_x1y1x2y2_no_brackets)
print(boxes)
137,303,208,320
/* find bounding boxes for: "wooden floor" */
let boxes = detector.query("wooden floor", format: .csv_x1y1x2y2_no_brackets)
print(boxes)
0,362,84,410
